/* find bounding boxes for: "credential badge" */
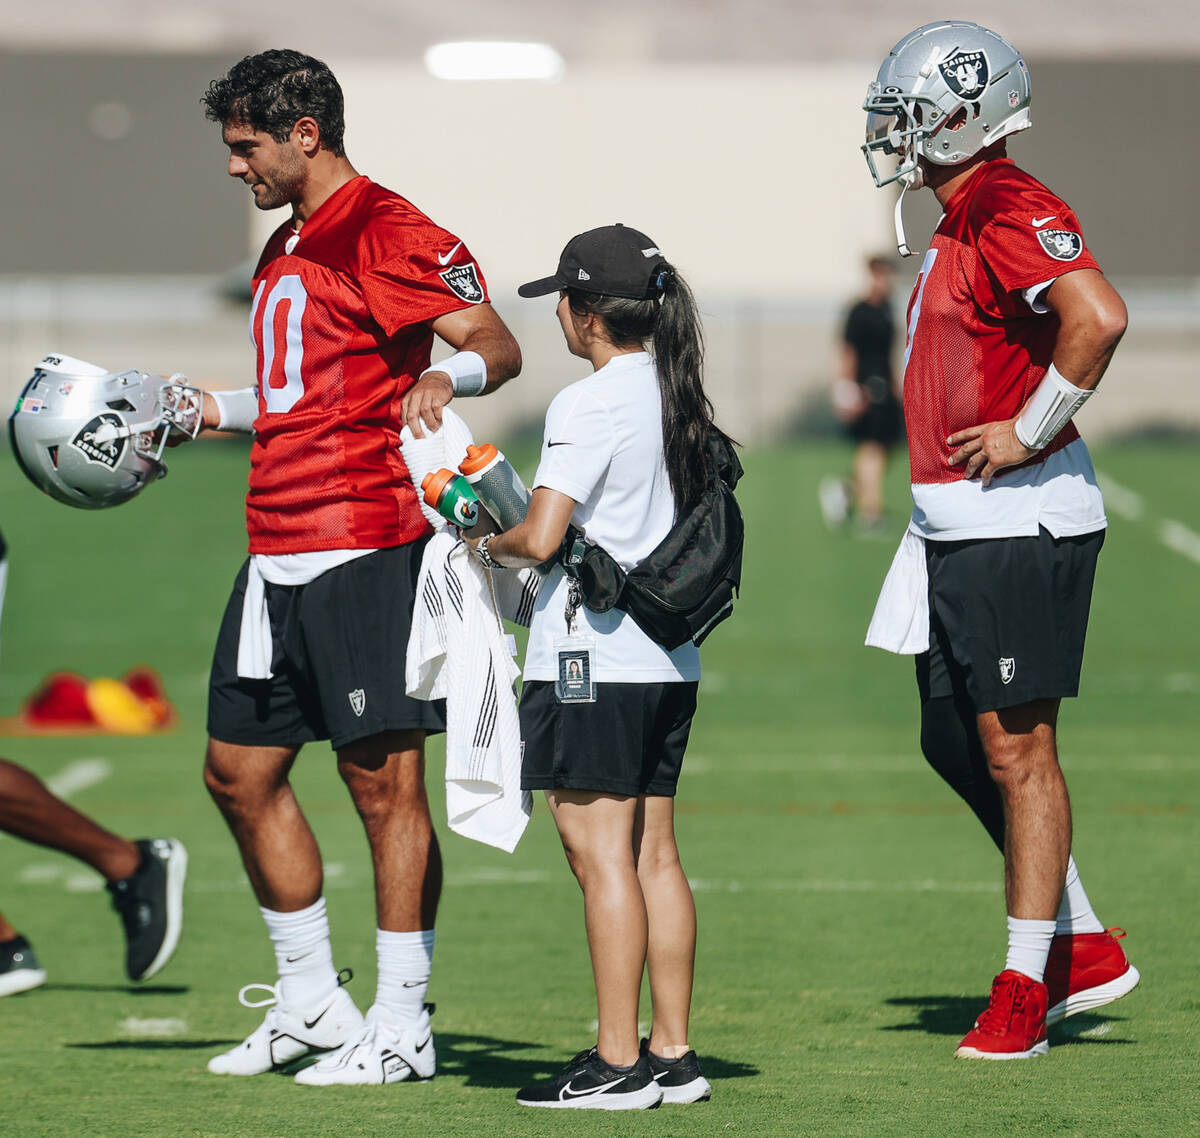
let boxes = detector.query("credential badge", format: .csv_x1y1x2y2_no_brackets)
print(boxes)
939,50,990,99
439,262,484,304
348,689,366,717
70,412,127,469
1037,229,1083,262
999,658,1016,685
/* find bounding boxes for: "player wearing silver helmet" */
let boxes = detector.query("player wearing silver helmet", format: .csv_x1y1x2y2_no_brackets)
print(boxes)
861,22,1137,1060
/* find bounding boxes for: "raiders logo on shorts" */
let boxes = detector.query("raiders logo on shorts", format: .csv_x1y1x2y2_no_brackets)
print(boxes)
70,412,127,469
439,262,485,303
1037,229,1083,262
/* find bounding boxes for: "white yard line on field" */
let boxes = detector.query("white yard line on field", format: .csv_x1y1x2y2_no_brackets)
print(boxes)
1097,469,1200,566
45,758,112,798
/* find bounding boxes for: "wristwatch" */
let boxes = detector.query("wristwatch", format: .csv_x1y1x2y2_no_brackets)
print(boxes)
476,534,504,570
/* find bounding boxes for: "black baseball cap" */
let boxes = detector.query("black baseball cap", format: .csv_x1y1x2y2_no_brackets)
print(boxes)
518,223,669,300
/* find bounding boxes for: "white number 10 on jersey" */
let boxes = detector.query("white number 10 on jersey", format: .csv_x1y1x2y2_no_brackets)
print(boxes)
250,275,308,414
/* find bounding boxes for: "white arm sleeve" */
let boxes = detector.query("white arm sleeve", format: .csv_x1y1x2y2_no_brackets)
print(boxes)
210,387,259,433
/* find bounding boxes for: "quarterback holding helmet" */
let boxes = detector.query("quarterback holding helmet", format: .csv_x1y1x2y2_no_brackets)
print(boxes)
9,354,204,509
861,22,1138,1060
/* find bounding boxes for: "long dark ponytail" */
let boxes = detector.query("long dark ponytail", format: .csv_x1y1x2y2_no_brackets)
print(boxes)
566,265,730,513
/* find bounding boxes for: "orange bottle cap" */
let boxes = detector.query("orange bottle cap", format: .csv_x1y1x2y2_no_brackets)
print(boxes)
421,468,457,506
459,442,499,476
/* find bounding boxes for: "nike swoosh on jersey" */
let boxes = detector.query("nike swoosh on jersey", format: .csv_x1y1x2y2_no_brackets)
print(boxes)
1031,215,1058,228
437,242,464,266
546,440,570,447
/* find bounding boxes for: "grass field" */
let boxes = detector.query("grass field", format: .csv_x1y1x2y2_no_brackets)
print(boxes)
0,436,1196,1137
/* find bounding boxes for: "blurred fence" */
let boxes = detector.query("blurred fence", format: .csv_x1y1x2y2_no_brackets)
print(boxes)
1,274,1197,449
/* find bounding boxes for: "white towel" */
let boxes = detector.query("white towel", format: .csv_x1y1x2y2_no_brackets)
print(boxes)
408,532,531,852
864,526,930,655
399,408,476,533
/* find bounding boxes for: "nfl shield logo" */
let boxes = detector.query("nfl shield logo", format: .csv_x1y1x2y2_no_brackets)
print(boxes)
998,658,1016,685
348,689,366,717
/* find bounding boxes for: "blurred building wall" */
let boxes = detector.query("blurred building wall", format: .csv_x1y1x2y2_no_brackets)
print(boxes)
0,52,247,273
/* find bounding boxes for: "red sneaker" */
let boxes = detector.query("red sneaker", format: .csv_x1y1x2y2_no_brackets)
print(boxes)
956,970,1049,1060
1045,927,1140,1026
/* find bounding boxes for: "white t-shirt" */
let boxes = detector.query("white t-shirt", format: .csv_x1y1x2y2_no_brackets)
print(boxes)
910,436,1107,541
523,351,701,683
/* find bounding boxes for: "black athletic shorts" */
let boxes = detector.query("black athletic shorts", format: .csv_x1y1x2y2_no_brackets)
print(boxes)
916,526,1104,713
519,680,699,798
207,543,445,750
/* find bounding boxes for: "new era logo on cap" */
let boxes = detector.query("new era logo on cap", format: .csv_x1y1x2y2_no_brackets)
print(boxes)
518,223,668,300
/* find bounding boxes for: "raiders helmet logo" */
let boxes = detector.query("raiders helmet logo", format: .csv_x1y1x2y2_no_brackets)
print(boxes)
439,262,484,304
1037,229,1084,262
939,50,990,99
70,413,127,469
998,658,1016,685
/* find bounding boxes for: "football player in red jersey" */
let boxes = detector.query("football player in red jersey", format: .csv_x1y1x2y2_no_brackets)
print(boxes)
861,23,1138,1059
191,50,521,1085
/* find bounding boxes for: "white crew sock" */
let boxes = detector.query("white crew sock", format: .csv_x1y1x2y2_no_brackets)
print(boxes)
1055,856,1106,935
260,898,339,1009
372,928,435,1028
1004,916,1056,983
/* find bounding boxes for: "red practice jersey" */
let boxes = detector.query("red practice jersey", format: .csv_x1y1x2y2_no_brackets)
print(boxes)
245,176,489,553
902,159,1100,485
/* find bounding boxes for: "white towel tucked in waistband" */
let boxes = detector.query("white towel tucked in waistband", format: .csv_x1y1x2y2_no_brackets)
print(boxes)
864,527,930,655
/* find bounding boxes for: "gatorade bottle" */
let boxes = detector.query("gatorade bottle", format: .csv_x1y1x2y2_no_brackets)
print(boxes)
421,468,480,529
458,443,531,531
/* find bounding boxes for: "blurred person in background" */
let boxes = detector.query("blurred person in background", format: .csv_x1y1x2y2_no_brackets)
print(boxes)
191,49,521,1086
0,529,186,996
467,225,721,1110
820,255,905,534
861,21,1137,1060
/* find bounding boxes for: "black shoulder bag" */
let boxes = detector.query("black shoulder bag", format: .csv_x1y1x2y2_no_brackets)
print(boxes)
559,433,744,650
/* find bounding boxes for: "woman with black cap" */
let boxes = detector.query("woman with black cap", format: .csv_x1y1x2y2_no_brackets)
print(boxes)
466,224,728,1110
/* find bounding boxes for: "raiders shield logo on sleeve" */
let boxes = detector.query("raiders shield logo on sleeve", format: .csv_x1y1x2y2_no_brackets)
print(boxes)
439,262,485,304
1037,229,1084,262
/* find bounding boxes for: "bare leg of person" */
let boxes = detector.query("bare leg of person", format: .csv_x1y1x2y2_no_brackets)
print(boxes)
852,440,888,525
0,757,139,882
977,699,1071,921
337,730,440,932
633,795,696,1059
547,789,645,1069
203,740,320,911
0,909,17,941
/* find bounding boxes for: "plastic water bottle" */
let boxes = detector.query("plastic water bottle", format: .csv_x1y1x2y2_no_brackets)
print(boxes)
458,443,531,530
421,468,480,528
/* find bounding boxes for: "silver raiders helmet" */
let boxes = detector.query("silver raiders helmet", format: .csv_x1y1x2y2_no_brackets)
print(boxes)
8,353,200,509
862,21,1032,187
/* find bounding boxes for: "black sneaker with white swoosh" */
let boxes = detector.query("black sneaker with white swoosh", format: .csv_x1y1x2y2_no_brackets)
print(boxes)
641,1039,713,1103
516,1046,662,1110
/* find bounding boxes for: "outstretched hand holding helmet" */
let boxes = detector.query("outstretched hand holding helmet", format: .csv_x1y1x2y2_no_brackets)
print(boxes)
8,354,207,509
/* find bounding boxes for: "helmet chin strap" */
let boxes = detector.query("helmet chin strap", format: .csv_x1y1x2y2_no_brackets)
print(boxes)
893,165,925,257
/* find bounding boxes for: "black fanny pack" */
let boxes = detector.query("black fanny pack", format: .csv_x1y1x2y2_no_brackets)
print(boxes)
559,434,744,650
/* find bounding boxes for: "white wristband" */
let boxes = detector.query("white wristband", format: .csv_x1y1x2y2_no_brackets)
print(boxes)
1014,364,1093,451
210,386,260,433
420,350,487,397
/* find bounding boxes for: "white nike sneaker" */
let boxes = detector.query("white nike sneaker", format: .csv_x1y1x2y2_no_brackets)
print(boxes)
294,1003,436,1086
207,976,364,1076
